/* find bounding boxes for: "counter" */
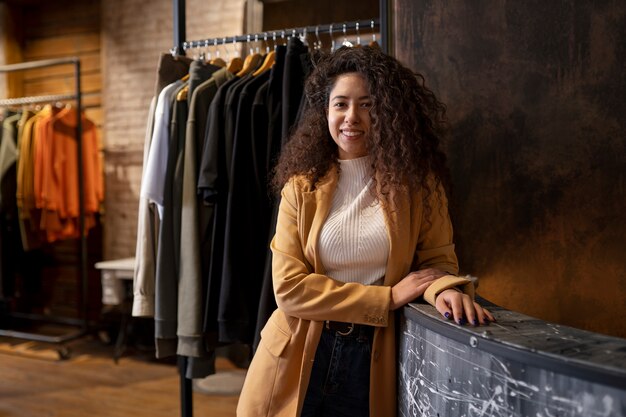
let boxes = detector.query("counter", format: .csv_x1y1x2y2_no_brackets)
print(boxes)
399,299,626,416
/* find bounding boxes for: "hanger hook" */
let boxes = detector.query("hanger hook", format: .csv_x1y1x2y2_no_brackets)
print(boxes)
342,23,352,47
196,41,202,61
272,31,277,50
223,37,228,58
315,26,321,50
371,20,377,44
356,22,360,46
202,39,209,62
206,38,220,61
263,32,269,54
230,37,238,58
329,24,335,51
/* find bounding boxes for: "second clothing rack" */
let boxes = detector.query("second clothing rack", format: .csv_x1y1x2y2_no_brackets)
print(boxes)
0,57,89,346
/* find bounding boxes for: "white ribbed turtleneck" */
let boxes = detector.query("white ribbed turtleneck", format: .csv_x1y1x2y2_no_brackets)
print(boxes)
318,156,389,286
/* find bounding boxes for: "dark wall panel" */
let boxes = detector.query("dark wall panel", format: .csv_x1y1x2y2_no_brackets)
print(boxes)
262,0,378,32
392,0,626,337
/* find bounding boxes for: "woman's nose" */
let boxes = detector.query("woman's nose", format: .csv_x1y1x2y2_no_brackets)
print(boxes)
345,105,360,123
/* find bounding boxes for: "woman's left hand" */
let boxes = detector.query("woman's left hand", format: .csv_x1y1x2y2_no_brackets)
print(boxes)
435,289,496,326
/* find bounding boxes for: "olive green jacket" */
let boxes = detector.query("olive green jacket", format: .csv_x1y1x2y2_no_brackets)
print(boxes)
237,168,474,417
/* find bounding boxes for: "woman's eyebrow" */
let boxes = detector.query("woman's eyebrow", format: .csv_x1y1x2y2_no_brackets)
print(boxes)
330,95,371,100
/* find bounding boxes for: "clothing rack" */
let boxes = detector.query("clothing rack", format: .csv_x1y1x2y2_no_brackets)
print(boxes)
170,0,388,412
0,57,88,345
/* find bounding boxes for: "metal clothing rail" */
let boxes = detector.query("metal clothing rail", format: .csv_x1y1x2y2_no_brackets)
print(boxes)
0,57,88,346
0,93,76,107
180,18,381,52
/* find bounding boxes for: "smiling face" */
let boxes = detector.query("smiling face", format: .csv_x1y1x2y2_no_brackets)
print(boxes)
327,72,372,160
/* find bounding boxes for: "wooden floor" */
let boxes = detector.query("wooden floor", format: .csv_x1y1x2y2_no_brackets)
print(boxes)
0,335,239,417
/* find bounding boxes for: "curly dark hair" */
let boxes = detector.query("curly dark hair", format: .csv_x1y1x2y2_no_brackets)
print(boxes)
272,46,450,209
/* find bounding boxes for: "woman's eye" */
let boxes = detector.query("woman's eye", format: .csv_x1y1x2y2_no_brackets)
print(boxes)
334,102,346,108
361,102,372,108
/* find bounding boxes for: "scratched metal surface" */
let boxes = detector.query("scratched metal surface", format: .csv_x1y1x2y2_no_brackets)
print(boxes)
398,301,626,417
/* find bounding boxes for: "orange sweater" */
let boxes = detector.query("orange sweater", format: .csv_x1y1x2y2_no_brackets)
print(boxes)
31,105,103,242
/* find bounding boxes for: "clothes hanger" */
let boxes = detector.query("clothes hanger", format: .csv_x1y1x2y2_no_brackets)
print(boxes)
314,26,322,51
177,85,189,101
210,57,227,67
226,38,244,73
369,20,380,49
208,39,227,67
227,57,244,73
236,35,262,76
341,23,353,48
252,32,275,76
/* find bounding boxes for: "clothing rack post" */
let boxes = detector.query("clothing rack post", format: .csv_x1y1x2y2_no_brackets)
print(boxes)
380,0,389,53
0,57,89,345
173,0,186,56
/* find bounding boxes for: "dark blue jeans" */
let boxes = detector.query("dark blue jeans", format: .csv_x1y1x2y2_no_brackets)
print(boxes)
300,325,373,417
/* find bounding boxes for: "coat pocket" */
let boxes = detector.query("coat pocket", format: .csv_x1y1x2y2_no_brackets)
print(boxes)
260,318,291,357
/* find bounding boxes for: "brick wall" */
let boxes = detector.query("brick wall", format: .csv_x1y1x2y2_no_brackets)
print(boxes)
101,0,245,260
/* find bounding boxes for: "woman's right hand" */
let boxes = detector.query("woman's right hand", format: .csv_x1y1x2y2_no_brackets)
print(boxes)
390,268,446,310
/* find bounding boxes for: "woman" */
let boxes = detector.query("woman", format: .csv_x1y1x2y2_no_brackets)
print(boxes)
237,46,494,417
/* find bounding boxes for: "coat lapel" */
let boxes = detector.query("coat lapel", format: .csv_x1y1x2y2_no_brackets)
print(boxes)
302,169,338,274
381,185,411,286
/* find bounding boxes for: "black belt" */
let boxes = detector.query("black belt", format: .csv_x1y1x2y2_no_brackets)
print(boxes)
324,321,373,338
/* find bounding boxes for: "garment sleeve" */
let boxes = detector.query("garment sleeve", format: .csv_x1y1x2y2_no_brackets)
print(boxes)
412,182,475,305
270,180,391,327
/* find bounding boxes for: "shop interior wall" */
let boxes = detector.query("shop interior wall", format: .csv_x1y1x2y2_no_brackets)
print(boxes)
101,0,245,261
0,0,103,319
392,0,626,338
100,0,376,262
261,0,378,33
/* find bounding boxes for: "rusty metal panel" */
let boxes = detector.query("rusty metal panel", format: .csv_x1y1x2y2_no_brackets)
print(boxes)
391,0,626,338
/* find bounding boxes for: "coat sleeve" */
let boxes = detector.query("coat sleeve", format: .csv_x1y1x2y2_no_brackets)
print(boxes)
411,183,475,305
270,179,391,327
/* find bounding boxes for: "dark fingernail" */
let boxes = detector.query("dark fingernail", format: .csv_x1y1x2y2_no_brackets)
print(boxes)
473,319,479,326
444,312,451,319
458,318,465,325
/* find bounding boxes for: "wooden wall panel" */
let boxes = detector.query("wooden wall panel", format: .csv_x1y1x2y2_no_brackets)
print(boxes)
9,0,102,126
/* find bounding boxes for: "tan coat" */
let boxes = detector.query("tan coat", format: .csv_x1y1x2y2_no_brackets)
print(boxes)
237,169,474,417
